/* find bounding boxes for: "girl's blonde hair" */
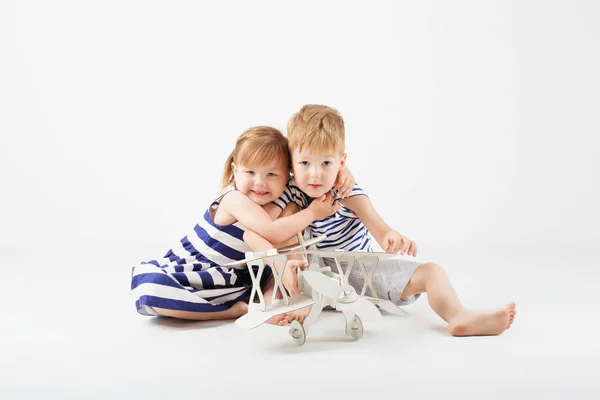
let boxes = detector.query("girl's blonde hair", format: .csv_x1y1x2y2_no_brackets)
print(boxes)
222,126,291,188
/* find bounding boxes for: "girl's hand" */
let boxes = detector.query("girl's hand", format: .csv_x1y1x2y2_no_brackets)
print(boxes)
308,193,340,220
382,231,417,256
333,168,355,199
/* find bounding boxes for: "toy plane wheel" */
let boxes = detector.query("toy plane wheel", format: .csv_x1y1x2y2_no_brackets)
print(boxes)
289,320,306,346
347,315,363,340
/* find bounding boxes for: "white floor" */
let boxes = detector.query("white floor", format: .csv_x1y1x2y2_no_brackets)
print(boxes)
1,243,598,399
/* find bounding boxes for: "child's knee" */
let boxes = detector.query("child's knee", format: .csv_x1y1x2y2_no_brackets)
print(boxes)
417,262,445,277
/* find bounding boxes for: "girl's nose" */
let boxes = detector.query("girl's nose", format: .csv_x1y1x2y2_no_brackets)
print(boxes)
255,175,266,186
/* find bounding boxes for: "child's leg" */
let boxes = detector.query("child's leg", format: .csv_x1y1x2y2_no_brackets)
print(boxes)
134,259,275,322
262,275,290,325
243,227,311,326
153,275,286,322
133,264,248,321
152,302,248,320
400,263,517,336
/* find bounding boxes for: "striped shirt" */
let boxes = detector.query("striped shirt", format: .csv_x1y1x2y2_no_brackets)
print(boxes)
274,180,374,252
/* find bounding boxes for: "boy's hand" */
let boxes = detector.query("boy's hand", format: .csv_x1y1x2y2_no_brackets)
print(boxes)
281,260,308,296
382,231,417,256
333,168,355,199
308,193,340,220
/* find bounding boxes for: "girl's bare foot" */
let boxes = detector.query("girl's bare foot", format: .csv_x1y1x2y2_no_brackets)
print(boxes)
278,305,312,326
448,301,516,336
265,313,288,325
265,305,312,326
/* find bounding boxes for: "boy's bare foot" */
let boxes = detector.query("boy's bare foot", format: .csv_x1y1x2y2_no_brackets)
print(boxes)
278,305,312,326
448,302,516,336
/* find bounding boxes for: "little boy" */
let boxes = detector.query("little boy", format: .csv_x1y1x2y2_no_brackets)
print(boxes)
247,105,516,336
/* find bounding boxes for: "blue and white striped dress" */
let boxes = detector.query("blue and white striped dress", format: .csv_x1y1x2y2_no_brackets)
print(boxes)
276,179,373,251
131,187,292,316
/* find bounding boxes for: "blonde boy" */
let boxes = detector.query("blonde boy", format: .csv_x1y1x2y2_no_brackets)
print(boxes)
257,105,517,336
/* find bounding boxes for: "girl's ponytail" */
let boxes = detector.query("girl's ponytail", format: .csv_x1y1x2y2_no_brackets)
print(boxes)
221,152,235,188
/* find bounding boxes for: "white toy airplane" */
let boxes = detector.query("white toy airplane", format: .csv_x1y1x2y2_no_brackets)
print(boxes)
225,234,405,346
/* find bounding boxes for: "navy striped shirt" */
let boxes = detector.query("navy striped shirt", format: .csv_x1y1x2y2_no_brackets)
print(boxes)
274,180,373,252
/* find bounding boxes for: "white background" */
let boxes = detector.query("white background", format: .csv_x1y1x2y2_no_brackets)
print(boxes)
2,0,599,257
1,1,599,399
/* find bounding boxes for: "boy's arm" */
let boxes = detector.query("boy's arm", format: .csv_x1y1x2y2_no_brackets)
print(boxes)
340,195,417,256
340,195,391,246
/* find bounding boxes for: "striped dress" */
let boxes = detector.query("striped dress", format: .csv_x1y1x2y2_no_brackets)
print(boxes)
131,187,292,316
275,179,373,251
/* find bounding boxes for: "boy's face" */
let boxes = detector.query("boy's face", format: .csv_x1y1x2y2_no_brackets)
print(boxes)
291,148,347,198
232,160,289,206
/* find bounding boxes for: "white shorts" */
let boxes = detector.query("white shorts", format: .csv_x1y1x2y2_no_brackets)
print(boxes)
311,254,424,306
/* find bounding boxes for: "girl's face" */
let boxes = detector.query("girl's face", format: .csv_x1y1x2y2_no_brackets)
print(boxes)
232,159,289,206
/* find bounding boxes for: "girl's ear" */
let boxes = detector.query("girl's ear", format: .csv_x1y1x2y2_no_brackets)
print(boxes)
231,162,237,173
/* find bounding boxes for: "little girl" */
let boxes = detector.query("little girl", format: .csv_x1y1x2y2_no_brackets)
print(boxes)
130,126,349,321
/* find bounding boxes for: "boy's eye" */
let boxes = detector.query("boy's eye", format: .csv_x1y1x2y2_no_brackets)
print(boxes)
322,161,331,167
245,171,255,175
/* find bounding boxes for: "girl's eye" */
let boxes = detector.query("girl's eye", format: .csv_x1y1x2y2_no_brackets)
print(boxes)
245,171,255,175
300,161,309,166
267,173,277,177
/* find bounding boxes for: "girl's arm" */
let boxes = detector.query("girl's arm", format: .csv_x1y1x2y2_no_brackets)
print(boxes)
333,166,355,199
243,203,306,295
219,190,338,244
262,202,285,220
246,202,303,249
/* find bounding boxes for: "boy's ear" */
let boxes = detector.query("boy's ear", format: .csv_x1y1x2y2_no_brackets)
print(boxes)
339,153,347,169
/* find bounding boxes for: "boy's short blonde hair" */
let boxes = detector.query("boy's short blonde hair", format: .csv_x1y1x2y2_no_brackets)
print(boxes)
287,104,345,154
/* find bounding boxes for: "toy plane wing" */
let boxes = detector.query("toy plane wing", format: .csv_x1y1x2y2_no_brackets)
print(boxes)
274,235,327,253
283,249,397,258
224,235,328,267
